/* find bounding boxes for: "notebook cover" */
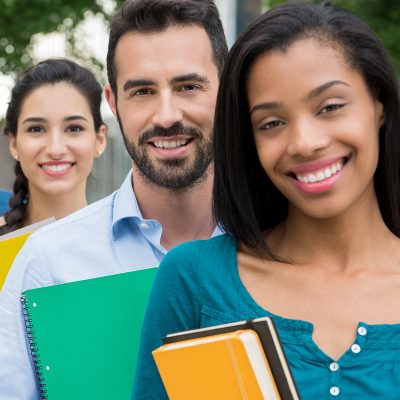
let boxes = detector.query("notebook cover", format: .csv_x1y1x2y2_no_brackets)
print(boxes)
163,316,300,400
0,217,55,241
1,218,56,289
153,329,277,400
0,233,30,289
20,267,157,400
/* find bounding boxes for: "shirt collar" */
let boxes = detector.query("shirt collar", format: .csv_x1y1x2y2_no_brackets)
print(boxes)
211,224,224,237
111,171,144,239
111,170,224,241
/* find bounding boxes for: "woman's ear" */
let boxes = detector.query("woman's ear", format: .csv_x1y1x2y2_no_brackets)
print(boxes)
379,110,385,128
8,134,19,160
376,100,385,129
95,124,107,158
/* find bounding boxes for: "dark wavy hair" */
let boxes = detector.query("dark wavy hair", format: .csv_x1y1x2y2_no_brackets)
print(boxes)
107,0,228,95
0,58,105,235
213,1,400,257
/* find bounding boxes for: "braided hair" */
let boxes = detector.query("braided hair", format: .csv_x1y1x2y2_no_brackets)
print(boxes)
0,59,104,235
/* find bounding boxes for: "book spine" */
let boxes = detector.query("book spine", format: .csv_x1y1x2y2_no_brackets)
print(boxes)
20,295,49,399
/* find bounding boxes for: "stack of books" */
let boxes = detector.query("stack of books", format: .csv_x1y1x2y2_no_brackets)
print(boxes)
153,316,300,400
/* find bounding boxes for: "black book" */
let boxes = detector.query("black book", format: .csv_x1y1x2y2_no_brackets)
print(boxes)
163,316,300,400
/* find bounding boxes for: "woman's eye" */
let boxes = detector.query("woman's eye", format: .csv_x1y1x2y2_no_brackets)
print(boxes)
68,125,83,133
319,103,345,114
27,126,44,134
261,120,284,130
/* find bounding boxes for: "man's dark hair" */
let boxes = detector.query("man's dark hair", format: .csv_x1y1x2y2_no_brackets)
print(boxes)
213,1,400,257
107,0,228,94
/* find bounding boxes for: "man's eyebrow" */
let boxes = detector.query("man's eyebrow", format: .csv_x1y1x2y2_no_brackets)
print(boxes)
250,101,282,115
122,74,210,92
171,73,210,84
307,80,350,100
123,79,155,92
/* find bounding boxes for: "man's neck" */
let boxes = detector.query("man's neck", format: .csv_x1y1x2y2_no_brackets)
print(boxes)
132,167,215,250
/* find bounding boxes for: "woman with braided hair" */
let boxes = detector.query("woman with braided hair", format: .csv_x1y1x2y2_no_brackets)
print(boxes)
0,59,107,235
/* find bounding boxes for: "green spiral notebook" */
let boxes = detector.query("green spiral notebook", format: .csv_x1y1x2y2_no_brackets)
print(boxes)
20,267,158,400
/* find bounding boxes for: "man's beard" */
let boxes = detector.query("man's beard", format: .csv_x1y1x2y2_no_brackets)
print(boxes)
117,112,213,191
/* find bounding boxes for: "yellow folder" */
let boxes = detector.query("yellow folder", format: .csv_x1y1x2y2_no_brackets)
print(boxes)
153,329,280,400
0,232,30,289
0,217,55,289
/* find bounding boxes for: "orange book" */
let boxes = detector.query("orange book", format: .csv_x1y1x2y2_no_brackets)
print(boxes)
153,329,280,400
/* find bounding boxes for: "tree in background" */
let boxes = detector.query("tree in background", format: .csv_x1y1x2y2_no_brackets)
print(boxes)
0,0,124,78
263,0,400,75
1,1,399,77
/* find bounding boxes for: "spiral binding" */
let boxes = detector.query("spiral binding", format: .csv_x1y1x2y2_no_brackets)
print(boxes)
20,295,49,399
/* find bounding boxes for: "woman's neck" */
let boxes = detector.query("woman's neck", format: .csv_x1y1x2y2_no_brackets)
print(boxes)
25,188,88,226
268,195,396,272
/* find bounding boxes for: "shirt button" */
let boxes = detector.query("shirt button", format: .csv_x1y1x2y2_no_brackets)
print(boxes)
357,326,367,336
329,362,339,372
139,222,149,230
330,386,340,396
351,344,361,353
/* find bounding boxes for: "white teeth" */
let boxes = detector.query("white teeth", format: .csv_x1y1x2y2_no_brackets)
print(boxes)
308,174,317,183
153,139,188,149
324,168,332,178
295,161,344,184
41,164,72,172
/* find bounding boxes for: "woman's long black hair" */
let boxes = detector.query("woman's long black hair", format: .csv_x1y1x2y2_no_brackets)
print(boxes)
212,2,400,257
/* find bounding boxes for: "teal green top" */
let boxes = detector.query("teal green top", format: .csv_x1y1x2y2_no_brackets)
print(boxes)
133,234,400,399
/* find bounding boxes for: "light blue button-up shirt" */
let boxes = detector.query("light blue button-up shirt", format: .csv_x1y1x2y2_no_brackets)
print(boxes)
0,172,222,400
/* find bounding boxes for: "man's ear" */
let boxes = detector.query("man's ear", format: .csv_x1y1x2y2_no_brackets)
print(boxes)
104,83,117,117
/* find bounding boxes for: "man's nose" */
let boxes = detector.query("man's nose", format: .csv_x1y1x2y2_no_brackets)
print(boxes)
152,93,183,129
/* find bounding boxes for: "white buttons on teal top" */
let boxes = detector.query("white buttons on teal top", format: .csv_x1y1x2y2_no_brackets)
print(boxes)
357,326,367,336
330,386,340,396
351,343,361,353
329,362,339,372
139,222,149,230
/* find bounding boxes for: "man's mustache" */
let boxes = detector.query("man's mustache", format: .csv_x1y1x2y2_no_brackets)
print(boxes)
139,122,202,145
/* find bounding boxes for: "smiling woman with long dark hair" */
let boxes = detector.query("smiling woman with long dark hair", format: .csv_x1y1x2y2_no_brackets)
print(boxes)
0,59,107,235
133,2,400,399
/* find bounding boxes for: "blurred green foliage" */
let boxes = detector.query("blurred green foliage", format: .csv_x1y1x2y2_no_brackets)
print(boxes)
262,0,400,74
2,1,399,78
0,0,124,77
